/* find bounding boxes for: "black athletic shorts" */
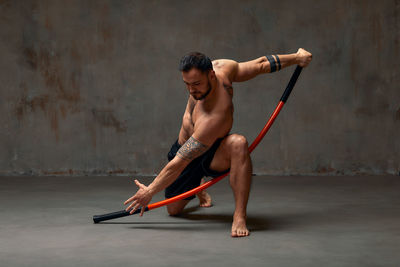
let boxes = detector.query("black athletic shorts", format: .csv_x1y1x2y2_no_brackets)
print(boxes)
165,138,230,200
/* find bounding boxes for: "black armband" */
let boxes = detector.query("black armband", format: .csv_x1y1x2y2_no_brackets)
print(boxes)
266,55,277,72
275,55,281,70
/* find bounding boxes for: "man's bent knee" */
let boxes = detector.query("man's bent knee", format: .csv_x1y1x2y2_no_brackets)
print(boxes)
167,206,182,216
229,134,249,154
166,200,189,216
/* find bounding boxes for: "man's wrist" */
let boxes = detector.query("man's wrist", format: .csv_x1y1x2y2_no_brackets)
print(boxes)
147,185,156,196
294,52,300,65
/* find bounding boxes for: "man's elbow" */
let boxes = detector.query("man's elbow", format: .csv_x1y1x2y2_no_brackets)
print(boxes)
260,56,270,74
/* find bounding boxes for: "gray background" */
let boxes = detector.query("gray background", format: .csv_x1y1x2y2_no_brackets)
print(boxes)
1,0,399,176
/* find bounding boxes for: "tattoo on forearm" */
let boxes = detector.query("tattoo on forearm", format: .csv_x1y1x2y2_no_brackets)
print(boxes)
177,136,209,161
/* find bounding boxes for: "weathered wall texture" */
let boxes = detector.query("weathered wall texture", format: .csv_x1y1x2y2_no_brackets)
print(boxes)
0,0,399,176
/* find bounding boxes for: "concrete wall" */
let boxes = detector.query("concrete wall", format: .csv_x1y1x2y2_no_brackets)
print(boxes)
0,0,399,176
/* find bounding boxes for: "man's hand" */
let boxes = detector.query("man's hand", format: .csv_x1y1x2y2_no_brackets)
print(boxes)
124,179,153,216
296,48,312,68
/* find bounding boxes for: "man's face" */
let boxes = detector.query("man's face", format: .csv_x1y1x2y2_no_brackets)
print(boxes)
182,68,212,100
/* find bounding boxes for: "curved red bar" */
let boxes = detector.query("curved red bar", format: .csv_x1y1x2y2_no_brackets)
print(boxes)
93,66,302,223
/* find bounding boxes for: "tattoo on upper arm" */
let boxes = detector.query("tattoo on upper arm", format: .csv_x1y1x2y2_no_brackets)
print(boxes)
177,136,209,161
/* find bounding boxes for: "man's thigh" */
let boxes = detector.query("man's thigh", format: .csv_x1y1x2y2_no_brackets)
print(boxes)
208,134,235,172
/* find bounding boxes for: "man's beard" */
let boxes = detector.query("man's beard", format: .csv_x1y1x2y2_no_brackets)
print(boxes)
193,81,212,100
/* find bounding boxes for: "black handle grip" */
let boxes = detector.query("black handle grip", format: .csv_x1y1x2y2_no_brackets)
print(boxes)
280,65,303,103
93,206,149,223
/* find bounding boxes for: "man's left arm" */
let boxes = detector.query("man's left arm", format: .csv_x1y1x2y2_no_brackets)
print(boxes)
226,48,312,83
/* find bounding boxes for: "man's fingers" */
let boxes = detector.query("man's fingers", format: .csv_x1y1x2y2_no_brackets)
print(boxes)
134,179,145,189
124,195,137,205
130,203,141,214
125,179,150,215
126,200,138,211
140,206,145,217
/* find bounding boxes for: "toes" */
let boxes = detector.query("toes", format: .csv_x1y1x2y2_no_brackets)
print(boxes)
231,229,250,237
199,199,212,208
231,229,239,237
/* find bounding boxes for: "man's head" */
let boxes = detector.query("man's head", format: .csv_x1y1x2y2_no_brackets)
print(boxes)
179,52,215,100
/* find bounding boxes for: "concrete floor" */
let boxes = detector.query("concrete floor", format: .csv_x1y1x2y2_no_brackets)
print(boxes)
0,175,399,267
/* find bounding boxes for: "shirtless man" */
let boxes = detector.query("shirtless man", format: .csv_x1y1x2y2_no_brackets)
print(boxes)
124,48,312,237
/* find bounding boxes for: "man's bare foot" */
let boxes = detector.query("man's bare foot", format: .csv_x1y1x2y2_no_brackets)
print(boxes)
231,215,250,237
196,190,212,207
196,178,212,207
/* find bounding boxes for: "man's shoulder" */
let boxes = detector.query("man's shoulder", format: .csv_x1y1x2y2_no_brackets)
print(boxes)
212,59,238,82
212,59,237,71
204,98,233,129
194,110,232,140
198,100,231,123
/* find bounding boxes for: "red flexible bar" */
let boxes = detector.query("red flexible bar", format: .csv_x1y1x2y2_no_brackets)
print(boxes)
93,66,302,223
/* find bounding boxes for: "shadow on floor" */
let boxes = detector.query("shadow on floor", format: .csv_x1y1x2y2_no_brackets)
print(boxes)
94,195,372,232
96,207,355,233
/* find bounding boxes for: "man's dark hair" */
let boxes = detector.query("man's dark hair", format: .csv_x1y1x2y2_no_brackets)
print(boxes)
179,52,213,73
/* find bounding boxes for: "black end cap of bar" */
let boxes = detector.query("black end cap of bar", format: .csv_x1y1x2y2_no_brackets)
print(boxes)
280,66,303,103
